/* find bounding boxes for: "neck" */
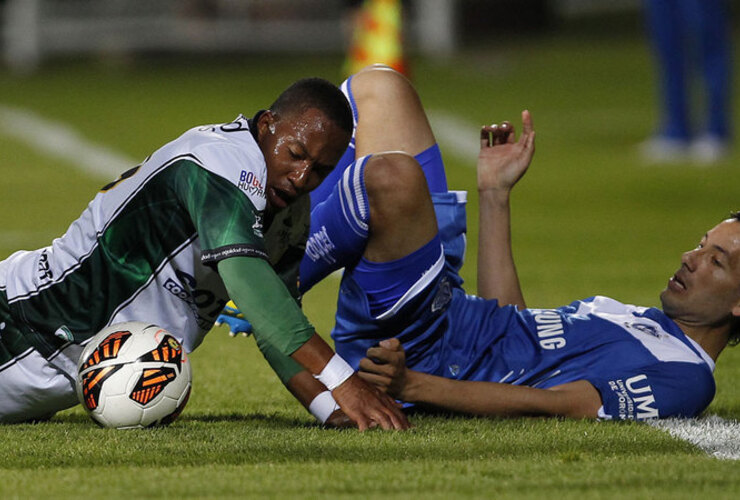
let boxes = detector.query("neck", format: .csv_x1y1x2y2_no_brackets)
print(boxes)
673,320,730,361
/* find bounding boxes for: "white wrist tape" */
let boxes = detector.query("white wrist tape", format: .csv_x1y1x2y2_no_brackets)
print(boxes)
313,353,354,391
308,390,340,424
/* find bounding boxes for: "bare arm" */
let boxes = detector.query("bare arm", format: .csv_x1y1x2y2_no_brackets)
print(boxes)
476,111,535,308
359,338,601,419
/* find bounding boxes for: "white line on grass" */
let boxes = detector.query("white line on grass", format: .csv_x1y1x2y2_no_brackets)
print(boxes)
427,109,479,165
650,415,740,460
0,230,60,248
0,104,135,179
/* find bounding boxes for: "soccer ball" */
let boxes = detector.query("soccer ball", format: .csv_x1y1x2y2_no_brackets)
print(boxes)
76,321,192,429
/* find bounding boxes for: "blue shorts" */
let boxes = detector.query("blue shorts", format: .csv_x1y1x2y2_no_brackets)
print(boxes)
331,191,468,372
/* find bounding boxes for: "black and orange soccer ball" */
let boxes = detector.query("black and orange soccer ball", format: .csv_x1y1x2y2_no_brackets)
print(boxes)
76,322,192,429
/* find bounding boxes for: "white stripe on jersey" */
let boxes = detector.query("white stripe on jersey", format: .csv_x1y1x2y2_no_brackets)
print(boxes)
574,296,715,370
376,244,446,321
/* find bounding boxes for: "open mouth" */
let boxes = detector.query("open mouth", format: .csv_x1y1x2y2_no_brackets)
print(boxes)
670,273,687,290
268,187,292,209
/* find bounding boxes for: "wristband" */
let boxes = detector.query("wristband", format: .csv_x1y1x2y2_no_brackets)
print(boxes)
313,353,354,391
308,390,340,424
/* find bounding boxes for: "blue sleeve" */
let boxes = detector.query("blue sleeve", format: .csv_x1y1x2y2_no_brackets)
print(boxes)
587,362,715,420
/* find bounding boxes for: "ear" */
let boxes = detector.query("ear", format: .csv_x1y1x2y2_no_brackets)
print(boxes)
731,298,740,318
257,110,275,141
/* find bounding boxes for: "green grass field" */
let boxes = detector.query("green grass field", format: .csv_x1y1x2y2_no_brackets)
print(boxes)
1,31,740,499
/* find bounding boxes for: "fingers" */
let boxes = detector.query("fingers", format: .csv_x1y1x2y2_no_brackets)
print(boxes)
480,111,534,149
379,337,402,350
356,389,405,431
480,122,514,148
332,374,410,431
365,346,399,366
356,369,391,389
521,109,534,135
518,110,535,155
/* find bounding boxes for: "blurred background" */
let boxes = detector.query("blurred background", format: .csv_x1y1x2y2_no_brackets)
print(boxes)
0,1,664,74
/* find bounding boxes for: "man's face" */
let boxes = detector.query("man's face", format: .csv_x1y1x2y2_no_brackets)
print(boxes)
257,108,349,211
661,219,740,327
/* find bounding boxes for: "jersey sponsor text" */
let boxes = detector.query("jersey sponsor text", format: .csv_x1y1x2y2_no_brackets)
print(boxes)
607,374,659,420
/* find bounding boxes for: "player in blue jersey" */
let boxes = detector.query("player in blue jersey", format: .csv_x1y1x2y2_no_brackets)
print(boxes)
219,65,736,420
353,113,738,420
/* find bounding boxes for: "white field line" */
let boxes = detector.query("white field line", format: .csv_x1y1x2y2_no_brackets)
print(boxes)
649,415,740,460
0,230,59,248
0,104,135,179
427,108,479,165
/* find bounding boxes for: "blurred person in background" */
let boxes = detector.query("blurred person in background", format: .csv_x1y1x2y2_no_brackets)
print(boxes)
640,0,732,164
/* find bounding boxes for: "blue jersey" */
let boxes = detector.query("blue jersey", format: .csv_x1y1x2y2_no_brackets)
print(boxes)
331,196,716,420
445,293,715,420
334,276,715,420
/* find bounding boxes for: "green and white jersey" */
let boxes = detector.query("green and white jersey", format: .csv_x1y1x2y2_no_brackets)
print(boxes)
0,115,294,356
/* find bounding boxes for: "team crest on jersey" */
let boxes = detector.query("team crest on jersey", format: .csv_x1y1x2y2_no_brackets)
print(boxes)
624,322,662,339
431,278,452,313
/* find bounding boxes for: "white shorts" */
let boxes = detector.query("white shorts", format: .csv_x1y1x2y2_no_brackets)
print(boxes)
0,342,84,423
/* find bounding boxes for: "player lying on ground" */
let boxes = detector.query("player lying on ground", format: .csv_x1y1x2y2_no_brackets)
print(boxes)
223,66,737,420
0,77,408,430
354,113,739,419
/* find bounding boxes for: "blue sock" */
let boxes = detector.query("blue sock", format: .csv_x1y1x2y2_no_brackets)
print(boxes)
299,155,371,294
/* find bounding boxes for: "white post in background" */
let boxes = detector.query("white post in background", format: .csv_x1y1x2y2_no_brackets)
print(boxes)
415,0,457,58
3,0,42,73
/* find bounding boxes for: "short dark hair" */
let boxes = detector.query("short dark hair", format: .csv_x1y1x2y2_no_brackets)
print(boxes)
270,78,353,135
730,211,740,346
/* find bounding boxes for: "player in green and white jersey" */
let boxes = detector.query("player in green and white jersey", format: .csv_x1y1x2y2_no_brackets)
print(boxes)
0,77,409,430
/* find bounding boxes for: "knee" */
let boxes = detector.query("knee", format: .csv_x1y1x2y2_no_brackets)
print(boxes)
363,153,431,216
352,65,416,104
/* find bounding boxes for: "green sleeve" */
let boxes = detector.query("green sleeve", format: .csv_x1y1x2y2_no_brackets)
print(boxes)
172,160,269,265
217,256,313,383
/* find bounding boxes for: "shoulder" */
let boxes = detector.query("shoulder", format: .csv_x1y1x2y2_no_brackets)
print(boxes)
595,360,715,420
646,360,716,418
158,116,267,211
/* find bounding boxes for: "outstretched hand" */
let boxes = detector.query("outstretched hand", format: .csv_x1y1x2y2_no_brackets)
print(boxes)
477,110,535,193
330,372,410,431
357,338,409,400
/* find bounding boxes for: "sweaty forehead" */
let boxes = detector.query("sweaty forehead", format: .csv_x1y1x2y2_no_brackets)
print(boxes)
282,107,332,132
